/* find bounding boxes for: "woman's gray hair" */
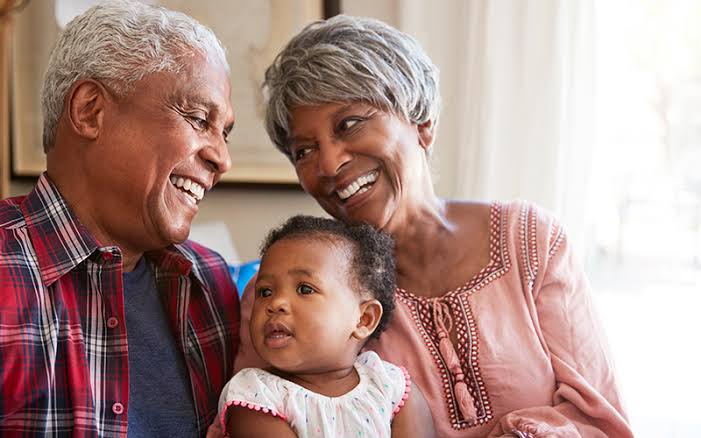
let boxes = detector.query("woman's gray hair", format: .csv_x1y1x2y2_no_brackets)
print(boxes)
41,0,228,151
263,14,441,159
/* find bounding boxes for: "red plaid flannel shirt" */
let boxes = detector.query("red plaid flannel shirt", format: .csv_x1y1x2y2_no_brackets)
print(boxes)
0,174,240,437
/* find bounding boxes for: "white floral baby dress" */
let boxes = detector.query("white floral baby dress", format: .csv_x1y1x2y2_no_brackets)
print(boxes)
218,351,411,438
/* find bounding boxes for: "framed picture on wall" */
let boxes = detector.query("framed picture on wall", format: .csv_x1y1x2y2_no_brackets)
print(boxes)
11,0,328,185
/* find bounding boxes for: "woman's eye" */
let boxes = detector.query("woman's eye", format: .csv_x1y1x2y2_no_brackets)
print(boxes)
297,284,314,295
258,288,272,298
338,117,362,132
293,146,313,162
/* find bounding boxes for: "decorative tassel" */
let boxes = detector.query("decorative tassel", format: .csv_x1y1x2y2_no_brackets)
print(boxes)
454,379,478,421
438,333,459,366
434,300,478,422
438,335,477,422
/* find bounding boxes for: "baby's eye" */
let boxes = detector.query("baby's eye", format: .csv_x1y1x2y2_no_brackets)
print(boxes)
257,288,272,298
296,284,314,295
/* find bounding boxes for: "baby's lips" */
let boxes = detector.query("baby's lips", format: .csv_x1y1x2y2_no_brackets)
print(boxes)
263,320,293,337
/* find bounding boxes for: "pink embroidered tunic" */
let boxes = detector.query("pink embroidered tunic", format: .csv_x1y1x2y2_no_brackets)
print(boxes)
235,202,633,437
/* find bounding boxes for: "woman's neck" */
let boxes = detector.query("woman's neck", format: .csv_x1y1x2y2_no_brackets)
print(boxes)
391,200,493,297
388,197,453,257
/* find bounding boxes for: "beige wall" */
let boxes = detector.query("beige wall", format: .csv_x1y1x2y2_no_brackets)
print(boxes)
8,0,464,262
190,187,325,260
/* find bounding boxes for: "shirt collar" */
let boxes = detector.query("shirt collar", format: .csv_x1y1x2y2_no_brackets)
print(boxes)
147,244,211,286
147,246,194,277
20,173,205,287
20,173,101,287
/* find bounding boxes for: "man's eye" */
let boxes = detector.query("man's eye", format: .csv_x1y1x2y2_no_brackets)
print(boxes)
189,115,208,130
258,288,272,298
297,284,314,295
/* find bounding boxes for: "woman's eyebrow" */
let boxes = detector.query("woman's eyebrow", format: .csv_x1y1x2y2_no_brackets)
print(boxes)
330,103,358,120
289,134,315,144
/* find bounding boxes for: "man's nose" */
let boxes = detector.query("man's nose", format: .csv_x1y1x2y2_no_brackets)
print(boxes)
199,138,232,175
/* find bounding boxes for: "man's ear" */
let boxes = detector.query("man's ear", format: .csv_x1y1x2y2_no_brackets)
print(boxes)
352,299,383,341
417,119,435,151
67,79,109,141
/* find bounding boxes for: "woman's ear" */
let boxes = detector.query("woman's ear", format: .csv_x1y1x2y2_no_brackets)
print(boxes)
67,79,108,141
352,299,383,341
417,120,435,151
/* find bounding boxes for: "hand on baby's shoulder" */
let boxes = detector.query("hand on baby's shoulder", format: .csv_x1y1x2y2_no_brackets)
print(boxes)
391,381,436,438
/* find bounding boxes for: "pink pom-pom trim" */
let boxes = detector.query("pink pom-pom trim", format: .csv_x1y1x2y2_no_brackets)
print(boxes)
391,366,412,418
219,400,288,430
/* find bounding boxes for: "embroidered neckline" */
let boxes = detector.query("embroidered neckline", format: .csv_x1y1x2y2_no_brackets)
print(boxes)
396,202,511,301
392,201,513,430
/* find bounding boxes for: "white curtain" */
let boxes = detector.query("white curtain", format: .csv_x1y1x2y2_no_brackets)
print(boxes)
454,0,596,250
395,0,596,251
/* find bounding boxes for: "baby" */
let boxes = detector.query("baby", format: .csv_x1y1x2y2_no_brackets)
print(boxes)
219,215,435,437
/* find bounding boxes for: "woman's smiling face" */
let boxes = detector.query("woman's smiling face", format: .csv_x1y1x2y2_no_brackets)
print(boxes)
288,102,434,231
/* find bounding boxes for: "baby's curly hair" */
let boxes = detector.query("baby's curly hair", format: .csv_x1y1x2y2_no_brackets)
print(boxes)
260,215,396,340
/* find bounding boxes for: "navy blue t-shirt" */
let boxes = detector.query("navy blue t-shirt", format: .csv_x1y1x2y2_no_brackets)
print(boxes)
123,257,198,437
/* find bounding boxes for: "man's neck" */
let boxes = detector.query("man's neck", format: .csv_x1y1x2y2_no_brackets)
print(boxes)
46,166,145,273
121,251,144,272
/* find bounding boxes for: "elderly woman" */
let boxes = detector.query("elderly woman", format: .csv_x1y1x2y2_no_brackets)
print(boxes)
235,15,633,438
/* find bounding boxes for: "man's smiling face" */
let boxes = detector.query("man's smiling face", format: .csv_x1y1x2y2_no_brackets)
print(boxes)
86,53,235,251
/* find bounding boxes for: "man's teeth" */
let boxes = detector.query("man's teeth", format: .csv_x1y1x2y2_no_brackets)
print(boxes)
337,171,378,200
170,175,204,201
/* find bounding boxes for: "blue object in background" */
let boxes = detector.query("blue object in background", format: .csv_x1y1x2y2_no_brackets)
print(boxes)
229,260,260,297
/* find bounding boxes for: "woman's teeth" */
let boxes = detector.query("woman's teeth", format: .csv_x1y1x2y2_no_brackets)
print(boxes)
337,171,378,200
170,175,204,202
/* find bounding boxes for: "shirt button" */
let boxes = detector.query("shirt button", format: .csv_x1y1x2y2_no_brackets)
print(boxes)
112,402,124,415
107,317,119,329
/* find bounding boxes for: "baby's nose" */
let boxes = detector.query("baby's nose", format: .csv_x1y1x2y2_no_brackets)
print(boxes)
267,297,290,314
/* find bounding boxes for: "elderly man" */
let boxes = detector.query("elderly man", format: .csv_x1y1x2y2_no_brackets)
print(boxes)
0,1,238,436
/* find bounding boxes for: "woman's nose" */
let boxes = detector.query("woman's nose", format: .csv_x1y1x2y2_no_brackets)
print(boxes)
318,140,352,177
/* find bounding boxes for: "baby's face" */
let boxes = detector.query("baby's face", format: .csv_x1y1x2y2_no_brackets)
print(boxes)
250,237,364,373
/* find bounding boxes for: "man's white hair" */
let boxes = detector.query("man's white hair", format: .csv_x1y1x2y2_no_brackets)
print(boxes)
41,0,228,151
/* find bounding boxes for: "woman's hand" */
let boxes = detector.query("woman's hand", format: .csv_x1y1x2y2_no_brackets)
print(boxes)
392,382,436,438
